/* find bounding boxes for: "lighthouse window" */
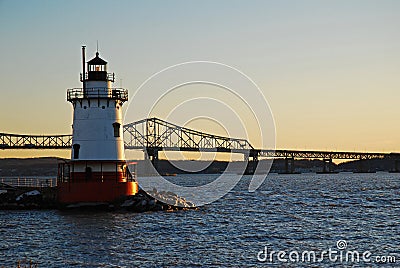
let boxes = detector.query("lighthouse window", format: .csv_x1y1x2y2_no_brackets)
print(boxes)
73,144,80,159
112,122,121,137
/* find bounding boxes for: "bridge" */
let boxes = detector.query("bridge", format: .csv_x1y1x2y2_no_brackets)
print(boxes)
1,117,400,173
0,133,72,149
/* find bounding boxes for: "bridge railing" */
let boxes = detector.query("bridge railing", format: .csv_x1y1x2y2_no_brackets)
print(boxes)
0,177,57,188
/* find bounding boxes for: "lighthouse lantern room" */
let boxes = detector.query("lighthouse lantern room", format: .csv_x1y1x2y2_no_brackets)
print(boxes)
58,46,138,204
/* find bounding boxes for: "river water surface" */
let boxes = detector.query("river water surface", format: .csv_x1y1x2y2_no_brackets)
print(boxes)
0,173,399,267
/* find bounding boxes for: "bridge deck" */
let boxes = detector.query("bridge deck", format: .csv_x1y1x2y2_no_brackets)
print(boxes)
1,117,399,160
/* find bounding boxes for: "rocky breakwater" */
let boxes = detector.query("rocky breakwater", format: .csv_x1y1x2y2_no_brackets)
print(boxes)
0,183,57,210
118,188,197,212
0,183,197,212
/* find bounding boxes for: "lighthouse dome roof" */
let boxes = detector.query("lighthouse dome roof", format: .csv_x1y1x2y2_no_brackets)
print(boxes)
88,52,107,65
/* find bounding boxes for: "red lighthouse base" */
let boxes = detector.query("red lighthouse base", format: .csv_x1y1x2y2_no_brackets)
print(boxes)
57,161,138,204
58,181,138,204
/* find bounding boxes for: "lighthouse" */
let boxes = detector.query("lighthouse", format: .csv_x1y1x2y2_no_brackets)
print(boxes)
58,46,138,204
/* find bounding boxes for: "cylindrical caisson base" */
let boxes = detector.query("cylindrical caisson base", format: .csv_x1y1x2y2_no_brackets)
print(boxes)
58,181,138,204
57,160,138,204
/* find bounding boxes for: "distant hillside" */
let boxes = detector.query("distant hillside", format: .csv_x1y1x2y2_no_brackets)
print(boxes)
0,157,397,177
337,158,396,172
0,157,64,176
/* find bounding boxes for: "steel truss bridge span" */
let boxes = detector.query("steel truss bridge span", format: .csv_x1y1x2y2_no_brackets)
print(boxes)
1,117,399,161
0,133,72,149
258,150,396,160
123,117,253,152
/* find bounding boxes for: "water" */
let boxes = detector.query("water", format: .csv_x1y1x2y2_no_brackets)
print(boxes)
0,173,399,267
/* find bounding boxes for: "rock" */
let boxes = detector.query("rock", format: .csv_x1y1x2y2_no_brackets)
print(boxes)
166,191,178,198
121,199,135,207
186,201,195,208
16,190,41,201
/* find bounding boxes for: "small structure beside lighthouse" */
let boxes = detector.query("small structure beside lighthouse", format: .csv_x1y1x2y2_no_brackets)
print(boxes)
58,46,138,204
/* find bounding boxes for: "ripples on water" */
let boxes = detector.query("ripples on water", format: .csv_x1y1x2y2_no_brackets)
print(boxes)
0,173,399,267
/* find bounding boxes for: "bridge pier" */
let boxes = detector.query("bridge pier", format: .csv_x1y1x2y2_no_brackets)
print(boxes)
354,158,375,173
146,148,159,170
243,150,259,175
317,158,337,174
324,158,332,173
279,157,297,174
244,160,258,175
390,159,400,173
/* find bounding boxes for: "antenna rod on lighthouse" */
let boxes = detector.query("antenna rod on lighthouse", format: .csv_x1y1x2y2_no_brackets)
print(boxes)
82,45,86,92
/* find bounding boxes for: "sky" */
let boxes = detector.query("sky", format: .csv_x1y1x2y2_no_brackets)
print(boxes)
0,0,399,159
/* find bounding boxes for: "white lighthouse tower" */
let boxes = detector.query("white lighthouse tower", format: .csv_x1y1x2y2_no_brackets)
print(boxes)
58,46,138,204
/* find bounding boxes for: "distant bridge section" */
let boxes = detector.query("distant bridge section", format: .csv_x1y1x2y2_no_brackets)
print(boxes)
259,149,394,160
0,133,72,149
258,149,400,173
123,117,254,153
1,117,399,173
